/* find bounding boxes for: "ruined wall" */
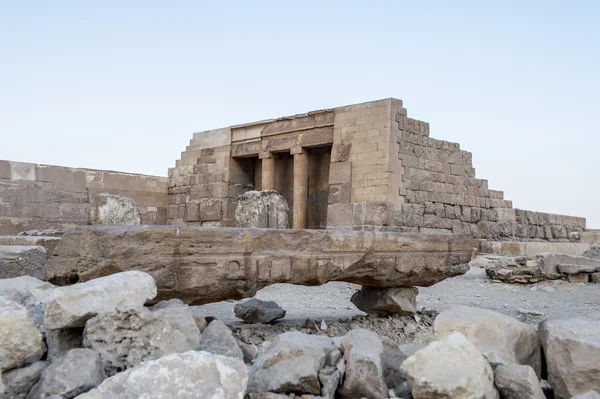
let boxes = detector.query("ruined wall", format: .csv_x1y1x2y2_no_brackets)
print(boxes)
0,160,169,235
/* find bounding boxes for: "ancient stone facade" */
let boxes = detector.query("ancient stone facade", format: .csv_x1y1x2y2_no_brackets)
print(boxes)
0,160,169,235
169,98,586,240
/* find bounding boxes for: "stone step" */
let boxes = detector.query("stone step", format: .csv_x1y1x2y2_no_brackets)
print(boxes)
0,235,61,255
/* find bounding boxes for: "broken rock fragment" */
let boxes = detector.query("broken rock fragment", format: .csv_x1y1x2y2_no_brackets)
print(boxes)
0,297,44,371
350,286,417,316
234,298,286,323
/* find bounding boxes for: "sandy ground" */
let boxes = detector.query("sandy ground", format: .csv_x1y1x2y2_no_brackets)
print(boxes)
193,267,600,329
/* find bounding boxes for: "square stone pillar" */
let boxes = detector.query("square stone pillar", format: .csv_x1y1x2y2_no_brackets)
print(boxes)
259,151,275,191
292,147,308,229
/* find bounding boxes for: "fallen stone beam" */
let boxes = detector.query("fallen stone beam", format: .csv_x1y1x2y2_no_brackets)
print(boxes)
44,226,476,305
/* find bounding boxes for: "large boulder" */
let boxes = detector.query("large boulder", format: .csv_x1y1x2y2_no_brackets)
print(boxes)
149,299,201,349
27,349,105,399
234,298,286,324
493,364,545,399
401,332,499,399
350,286,418,316
44,226,474,305
199,319,243,360
0,297,44,371
82,308,192,377
539,315,600,398
88,193,141,225
0,245,46,280
235,190,289,229
335,329,389,399
2,361,47,399
44,271,156,330
76,351,247,399
248,331,336,395
434,306,541,375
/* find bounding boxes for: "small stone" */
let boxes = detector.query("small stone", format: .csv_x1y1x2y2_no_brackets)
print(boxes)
351,287,417,316
27,349,105,399
200,319,243,360
240,343,258,364
320,320,328,331
76,351,246,399
44,271,157,330
2,361,48,399
0,297,44,371
150,299,201,349
233,298,286,324
494,364,545,399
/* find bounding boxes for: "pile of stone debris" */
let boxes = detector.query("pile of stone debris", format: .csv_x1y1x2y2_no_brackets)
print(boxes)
1,271,598,399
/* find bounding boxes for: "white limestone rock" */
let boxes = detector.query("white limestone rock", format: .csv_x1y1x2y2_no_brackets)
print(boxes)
0,276,55,332
248,331,336,395
401,332,499,399
434,305,541,375
572,392,600,399
336,329,389,399
0,297,44,371
493,364,545,399
235,190,289,229
89,193,141,225
27,349,104,399
200,319,244,360
44,271,157,330
350,286,418,316
75,351,247,399
539,315,600,399
2,361,48,399
150,299,201,349
82,308,192,377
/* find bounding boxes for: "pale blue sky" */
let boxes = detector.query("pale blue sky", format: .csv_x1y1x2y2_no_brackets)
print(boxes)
1,1,598,227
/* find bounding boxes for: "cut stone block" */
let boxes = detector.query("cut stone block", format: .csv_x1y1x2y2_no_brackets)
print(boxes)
0,245,46,279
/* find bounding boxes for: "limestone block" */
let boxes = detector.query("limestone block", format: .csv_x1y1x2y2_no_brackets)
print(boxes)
199,319,243,360
0,236,61,256
234,191,288,229
0,245,46,280
0,297,44,371
199,198,222,221
328,183,351,204
435,306,541,375
183,202,199,222
331,142,352,162
539,315,600,398
88,193,141,225
77,351,247,399
494,364,545,399
401,332,499,399
150,299,201,350
351,286,417,316
1,361,47,399
44,271,157,330
44,226,474,305
329,162,351,184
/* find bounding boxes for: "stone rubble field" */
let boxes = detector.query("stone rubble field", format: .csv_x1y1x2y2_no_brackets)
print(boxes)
1,270,599,399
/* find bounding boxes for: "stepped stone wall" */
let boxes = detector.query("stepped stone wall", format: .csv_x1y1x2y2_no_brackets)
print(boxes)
0,160,169,235
169,98,586,240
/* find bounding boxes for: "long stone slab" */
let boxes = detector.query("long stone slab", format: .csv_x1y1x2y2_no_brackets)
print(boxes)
0,236,61,255
44,226,476,305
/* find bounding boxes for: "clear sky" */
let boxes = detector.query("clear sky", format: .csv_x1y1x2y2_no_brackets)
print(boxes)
1,1,598,227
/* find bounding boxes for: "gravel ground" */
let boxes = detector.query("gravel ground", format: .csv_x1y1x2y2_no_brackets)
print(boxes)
193,267,600,331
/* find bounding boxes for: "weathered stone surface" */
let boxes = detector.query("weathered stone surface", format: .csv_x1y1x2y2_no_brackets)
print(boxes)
539,315,600,399
27,349,104,399
401,332,499,399
572,392,600,399
234,298,286,324
45,226,474,305
494,364,545,399
150,299,201,349
88,193,141,225
351,286,418,316
44,271,156,330
75,351,247,399
0,235,61,256
481,255,547,283
235,190,289,229
248,331,336,395
200,319,243,360
0,276,55,331
381,337,410,397
336,329,388,399
2,361,48,399
583,243,600,259
568,273,590,283
0,297,44,371
558,263,598,275
82,308,192,377
434,306,541,375
46,328,84,361
0,245,46,280
535,253,600,280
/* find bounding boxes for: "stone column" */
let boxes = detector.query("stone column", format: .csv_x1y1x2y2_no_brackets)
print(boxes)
292,147,308,229
259,151,275,191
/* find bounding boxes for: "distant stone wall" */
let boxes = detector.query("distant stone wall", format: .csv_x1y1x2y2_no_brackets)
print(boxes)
0,160,169,235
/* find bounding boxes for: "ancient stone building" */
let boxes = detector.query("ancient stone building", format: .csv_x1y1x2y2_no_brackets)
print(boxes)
169,98,586,240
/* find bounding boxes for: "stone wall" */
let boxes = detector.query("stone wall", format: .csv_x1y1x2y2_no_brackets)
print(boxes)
0,160,169,235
